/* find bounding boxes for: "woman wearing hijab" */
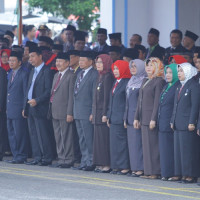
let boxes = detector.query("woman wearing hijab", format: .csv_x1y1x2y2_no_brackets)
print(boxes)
124,59,146,177
170,63,200,183
134,57,166,179
107,60,131,175
92,54,114,173
0,49,11,72
158,63,179,181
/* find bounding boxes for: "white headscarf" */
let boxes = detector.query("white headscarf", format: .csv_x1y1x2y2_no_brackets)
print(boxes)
178,63,197,85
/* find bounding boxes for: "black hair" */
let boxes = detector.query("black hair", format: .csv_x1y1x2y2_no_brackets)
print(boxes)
133,34,142,43
170,29,183,40
25,25,35,35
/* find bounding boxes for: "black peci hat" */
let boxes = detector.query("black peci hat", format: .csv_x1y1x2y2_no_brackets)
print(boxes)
108,32,121,40
10,51,23,61
52,44,63,51
108,46,121,53
74,31,86,42
185,30,199,42
123,48,139,59
25,41,38,48
39,36,53,46
80,50,96,60
97,28,107,35
66,25,76,33
56,52,70,60
68,50,80,56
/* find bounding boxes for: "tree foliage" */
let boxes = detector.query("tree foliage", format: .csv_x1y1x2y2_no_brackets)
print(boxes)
27,0,100,31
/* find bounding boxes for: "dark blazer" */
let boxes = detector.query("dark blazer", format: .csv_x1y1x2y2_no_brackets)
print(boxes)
73,67,98,120
24,64,53,118
171,79,200,131
158,81,180,132
124,88,140,125
51,69,76,119
92,72,114,124
93,43,110,53
107,78,129,124
135,77,166,126
7,67,28,119
0,67,7,113
146,44,165,59
164,44,186,64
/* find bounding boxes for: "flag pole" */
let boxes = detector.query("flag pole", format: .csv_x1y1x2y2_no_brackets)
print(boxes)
18,0,22,45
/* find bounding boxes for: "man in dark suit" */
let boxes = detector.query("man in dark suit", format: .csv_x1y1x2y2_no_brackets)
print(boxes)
49,52,76,168
23,46,54,166
93,28,110,53
164,29,186,64
73,51,98,171
146,28,165,60
109,32,126,56
6,51,29,164
183,30,199,53
0,67,7,161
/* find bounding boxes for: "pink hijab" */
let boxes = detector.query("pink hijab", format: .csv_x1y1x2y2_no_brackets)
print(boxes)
96,54,113,75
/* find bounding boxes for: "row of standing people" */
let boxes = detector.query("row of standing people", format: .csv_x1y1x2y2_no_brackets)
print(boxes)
1,45,200,185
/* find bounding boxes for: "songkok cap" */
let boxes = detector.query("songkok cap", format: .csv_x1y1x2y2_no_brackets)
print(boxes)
52,44,63,51
66,25,76,33
29,45,42,54
108,32,121,40
123,48,139,59
5,30,14,38
185,30,199,41
39,36,53,46
97,28,107,35
109,46,121,53
56,52,69,60
25,41,37,48
38,25,49,30
68,50,80,56
80,50,96,60
148,28,160,37
74,31,85,42
10,51,22,61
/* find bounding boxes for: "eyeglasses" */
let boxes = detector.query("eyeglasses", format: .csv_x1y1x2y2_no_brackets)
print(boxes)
95,61,103,64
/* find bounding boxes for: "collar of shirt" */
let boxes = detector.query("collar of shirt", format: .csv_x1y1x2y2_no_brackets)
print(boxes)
117,79,121,83
12,66,21,74
83,66,92,78
35,62,44,74
59,68,68,79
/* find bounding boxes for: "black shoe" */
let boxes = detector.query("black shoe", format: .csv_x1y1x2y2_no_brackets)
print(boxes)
110,170,118,175
59,164,72,168
83,165,96,171
182,178,197,184
49,163,61,168
38,161,52,166
71,165,86,170
94,168,101,173
25,160,40,165
100,169,112,173
131,172,144,177
161,177,169,181
117,170,130,175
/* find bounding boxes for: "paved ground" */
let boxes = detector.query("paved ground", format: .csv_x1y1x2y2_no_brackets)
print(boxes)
0,160,200,200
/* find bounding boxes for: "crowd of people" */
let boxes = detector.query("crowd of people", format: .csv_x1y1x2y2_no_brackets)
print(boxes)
0,24,200,186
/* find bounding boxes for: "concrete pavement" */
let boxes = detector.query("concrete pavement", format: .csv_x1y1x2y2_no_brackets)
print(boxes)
0,161,200,200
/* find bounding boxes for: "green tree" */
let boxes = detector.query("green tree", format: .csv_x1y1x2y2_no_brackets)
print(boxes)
27,0,100,31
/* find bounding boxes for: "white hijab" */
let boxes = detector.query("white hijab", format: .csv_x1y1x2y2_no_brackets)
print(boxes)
178,63,197,85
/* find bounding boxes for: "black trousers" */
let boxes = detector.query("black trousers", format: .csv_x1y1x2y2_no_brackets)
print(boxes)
28,113,53,162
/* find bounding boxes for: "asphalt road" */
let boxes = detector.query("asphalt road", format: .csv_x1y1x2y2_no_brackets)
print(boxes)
0,161,200,200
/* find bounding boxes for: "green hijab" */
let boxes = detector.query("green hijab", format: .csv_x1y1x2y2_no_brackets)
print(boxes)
161,63,178,102
164,63,179,91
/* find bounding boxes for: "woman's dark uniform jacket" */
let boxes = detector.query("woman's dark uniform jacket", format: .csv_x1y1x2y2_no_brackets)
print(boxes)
171,79,200,130
158,81,180,132
107,78,130,124
92,72,114,124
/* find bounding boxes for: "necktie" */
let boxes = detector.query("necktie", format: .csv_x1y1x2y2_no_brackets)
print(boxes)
178,85,184,99
74,70,85,94
28,69,38,100
11,71,15,83
112,81,119,95
50,73,62,103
